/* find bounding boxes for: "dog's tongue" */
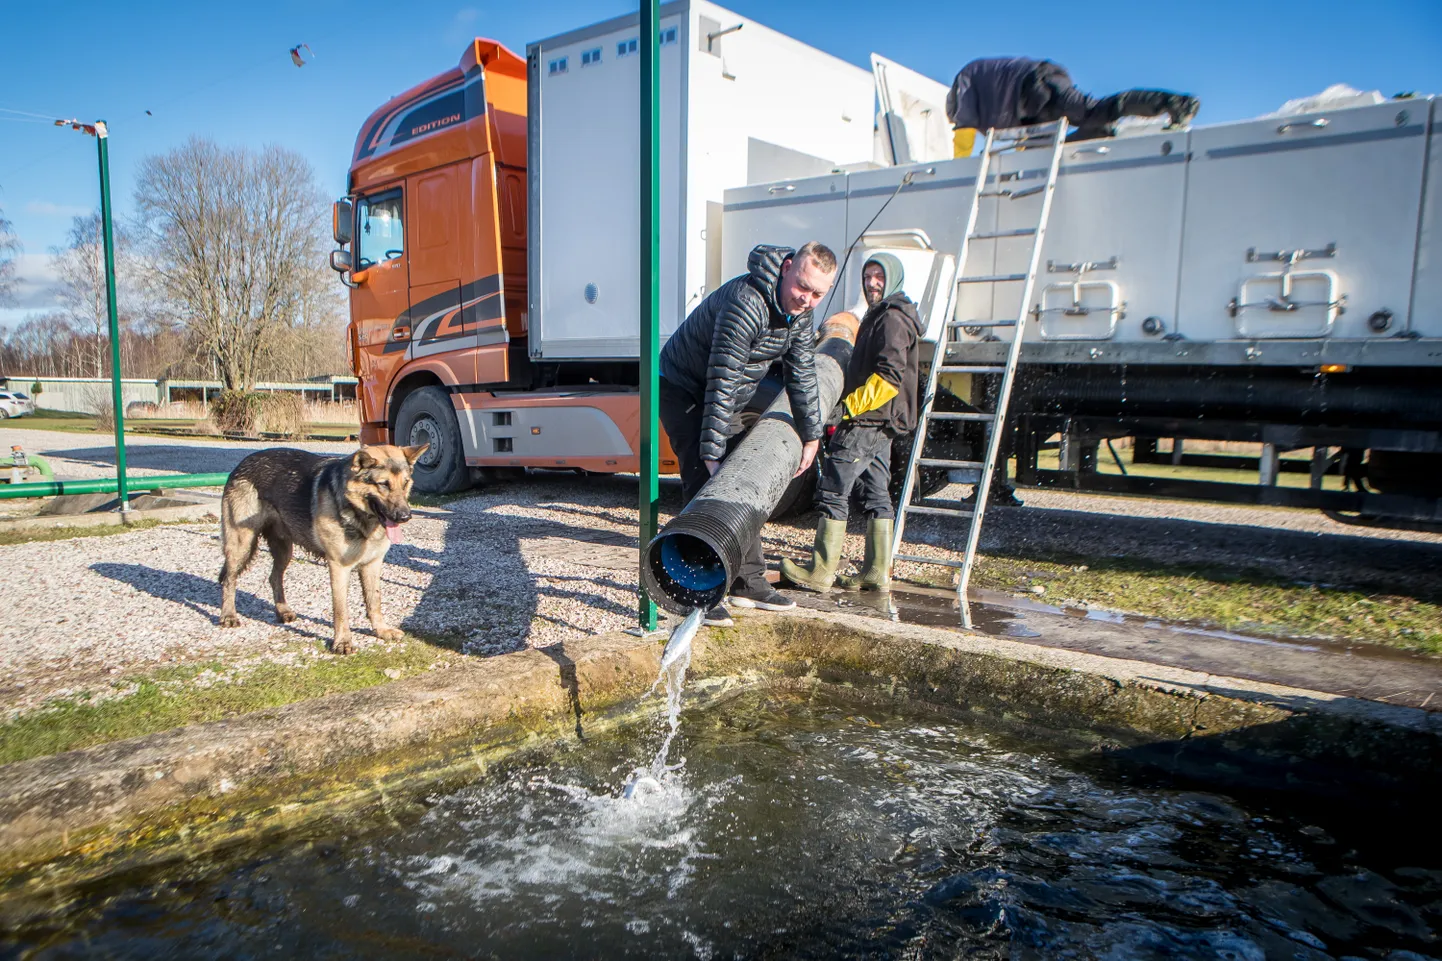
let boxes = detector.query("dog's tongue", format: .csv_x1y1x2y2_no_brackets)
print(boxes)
384,520,403,544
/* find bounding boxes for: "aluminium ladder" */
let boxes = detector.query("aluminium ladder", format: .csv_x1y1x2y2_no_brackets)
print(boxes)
890,121,1069,629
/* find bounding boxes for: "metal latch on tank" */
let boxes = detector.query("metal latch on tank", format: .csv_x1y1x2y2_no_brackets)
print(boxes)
1033,257,1125,340
1228,243,1345,338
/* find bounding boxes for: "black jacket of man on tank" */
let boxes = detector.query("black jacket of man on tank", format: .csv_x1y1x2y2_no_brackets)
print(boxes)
844,291,923,436
945,57,1091,130
659,244,823,463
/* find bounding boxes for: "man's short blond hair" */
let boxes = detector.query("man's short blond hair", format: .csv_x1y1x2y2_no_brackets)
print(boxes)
795,240,837,274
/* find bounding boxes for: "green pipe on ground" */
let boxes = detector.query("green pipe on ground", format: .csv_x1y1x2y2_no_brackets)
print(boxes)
0,472,231,500
1,453,55,483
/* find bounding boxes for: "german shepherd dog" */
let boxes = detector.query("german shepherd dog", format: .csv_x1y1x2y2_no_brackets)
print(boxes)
218,445,427,653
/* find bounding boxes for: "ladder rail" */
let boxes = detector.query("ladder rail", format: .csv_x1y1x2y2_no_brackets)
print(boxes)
952,124,1069,616
890,127,998,560
885,121,1068,629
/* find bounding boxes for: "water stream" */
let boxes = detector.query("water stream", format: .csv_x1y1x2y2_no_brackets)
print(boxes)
625,606,705,799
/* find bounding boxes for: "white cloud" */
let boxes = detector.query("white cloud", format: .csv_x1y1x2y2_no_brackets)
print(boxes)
5,253,63,312
24,201,93,219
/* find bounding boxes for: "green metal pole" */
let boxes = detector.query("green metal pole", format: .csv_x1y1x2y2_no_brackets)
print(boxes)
637,0,661,631
95,121,130,513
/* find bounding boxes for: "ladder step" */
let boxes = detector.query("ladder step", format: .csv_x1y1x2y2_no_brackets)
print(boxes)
991,121,1065,140
937,364,1006,374
918,458,986,470
927,411,995,422
958,273,1027,284
895,553,966,569
947,319,1017,328
978,184,1047,200
903,505,975,519
988,139,1053,154
968,227,1037,241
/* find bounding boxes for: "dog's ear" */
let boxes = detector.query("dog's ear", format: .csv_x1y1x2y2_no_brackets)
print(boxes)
401,443,429,466
351,448,380,470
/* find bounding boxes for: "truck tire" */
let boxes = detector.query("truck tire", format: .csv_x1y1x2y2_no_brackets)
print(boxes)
394,386,470,494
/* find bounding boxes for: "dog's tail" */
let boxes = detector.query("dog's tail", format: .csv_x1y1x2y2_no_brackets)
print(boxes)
218,489,263,585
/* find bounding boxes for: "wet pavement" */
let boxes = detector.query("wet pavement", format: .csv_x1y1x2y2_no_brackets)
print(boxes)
787,584,1442,713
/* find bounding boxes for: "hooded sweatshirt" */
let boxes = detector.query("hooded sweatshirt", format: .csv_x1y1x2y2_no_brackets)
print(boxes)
841,253,923,435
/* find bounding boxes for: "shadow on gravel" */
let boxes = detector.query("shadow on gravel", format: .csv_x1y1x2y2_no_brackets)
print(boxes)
383,494,641,657
89,562,330,642
43,444,260,476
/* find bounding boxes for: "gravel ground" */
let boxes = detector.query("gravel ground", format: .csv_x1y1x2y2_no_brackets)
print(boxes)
2,425,1440,718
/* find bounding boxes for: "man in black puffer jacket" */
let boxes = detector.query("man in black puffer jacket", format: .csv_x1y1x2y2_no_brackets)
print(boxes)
782,253,921,594
659,241,836,626
945,57,1199,148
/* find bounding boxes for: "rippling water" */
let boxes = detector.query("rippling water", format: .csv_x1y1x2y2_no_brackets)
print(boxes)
6,688,1438,959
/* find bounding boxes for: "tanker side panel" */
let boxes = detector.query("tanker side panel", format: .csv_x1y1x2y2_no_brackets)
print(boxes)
1411,97,1442,339
1177,99,1428,346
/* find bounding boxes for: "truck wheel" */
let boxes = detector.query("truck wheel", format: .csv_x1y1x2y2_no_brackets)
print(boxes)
394,387,470,494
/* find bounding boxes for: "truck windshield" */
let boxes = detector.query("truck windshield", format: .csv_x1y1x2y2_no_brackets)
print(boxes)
357,190,404,270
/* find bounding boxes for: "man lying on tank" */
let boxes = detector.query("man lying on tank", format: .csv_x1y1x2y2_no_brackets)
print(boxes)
945,57,1200,156
659,241,836,627
782,253,921,595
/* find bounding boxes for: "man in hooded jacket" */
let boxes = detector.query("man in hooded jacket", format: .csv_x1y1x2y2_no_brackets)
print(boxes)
659,241,835,626
781,253,921,593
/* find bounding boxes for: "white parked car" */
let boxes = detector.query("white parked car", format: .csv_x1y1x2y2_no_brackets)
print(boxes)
0,391,36,418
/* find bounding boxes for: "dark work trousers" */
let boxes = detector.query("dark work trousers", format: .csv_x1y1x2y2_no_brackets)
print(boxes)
658,376,769,597
816,423,894,522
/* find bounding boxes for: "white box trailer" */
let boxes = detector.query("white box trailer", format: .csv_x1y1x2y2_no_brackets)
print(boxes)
526,0,874,361
724,97,1439,360
523,1,1440,519
721,96,1442,520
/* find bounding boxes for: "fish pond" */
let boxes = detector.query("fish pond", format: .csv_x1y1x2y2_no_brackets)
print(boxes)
4,686,1438,960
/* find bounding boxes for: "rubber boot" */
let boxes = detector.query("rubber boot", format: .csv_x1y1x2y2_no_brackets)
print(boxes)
835,518,893,592
779,517,847,592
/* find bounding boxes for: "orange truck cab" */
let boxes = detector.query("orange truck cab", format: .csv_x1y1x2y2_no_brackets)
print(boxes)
331,38,675,492
330,6,875,494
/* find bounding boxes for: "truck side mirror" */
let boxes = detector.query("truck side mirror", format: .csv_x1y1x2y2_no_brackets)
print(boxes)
329,249,353,273
332,199,354,245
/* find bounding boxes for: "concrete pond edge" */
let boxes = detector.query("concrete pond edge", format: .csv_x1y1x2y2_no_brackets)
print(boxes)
2,606,1440,896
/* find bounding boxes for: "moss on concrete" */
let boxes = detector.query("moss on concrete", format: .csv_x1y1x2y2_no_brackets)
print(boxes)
0,642,449,766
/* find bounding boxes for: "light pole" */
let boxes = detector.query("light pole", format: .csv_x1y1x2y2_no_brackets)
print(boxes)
637,0,660,632
56,118,129,514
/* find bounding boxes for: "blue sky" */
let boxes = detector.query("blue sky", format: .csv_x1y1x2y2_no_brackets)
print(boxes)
2,0,1439,327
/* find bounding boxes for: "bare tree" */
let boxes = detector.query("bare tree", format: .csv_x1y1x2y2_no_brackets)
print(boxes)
133,138,330,391
51,213,136,377
0,202,20,305
0,312,78,376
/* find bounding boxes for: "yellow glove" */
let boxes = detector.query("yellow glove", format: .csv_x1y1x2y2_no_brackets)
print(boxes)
953,127,977,158
842,373,899,420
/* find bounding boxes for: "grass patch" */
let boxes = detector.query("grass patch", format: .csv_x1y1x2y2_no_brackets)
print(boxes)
1024,449,1348,492
0,519,175,547
964,550,1442,655
12,411,103,434
0,640,449,767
